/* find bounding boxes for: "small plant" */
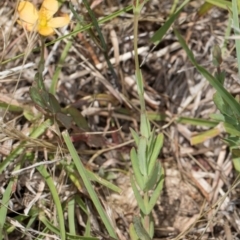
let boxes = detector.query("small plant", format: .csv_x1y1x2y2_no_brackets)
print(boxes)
129,1,164,239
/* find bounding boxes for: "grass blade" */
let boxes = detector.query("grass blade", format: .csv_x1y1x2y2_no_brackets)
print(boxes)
151,0,190,45
62,131,117,239
37,165,66,240
174,29,240,117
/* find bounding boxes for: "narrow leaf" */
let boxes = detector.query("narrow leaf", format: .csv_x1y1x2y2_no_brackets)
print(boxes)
131,148,145,190
133,216,151,240
145,161,161,190
130,127,140,146
138,137,148,176
147,168,164,214
130,176,147,215
174,29,240,117
151,0,190,45
148,133,163,175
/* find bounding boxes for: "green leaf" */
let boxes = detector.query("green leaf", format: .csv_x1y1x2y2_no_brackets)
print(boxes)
29,86,47,109
130,128,140,146
39,89,52,110
232,156,240,172
148,133,163,175
210,113,225,122
177,116,218,127
151,0,190,45
214,71,225,85
224,136,240,147
131,148,144,190
197,2,214,17
147,168,164,214
129,223,139,240
130,176,147,215
37,165,66,240
145,161,161,191
213,92,233,117
48,93,61,113
56,112,72,129
34,72,45,91
224,122,240,137
146,129,156,162
86,169,121,193
39,213,61,236
213,113,237,126
65,106,90,131
212,45,222,67
174,29,240,117
138,137,148,176
133,216,151,240
190,126,222,145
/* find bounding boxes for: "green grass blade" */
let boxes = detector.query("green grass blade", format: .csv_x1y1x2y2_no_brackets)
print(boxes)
174,29,240,117
68,198,76,235
0,119,53,174
151,0,190,45
177,116,219,127
37,165,66,240
39,214,61,235
62,131,117,239
86,169,121,193
190,126,222,145
0,180,14,240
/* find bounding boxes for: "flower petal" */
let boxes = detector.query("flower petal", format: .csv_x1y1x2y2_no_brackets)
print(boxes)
18,1,38,24
48,15,70,28
40,0,59,19
17,20,35,32
38,26,55,36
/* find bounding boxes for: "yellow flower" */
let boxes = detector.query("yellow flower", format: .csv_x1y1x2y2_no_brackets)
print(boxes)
17,0,70,36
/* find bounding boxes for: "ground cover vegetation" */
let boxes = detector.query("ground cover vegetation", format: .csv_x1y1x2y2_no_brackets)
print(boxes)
0,0,240,239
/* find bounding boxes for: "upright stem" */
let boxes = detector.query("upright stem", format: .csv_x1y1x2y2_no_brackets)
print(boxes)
133,1,151,236
36,36,46,91
133,10,146,113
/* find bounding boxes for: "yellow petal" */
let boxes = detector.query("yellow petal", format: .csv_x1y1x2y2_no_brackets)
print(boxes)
18,1,38,24
40,0,59,19
38,26,55,36
48,15,70,28
17,20,35,32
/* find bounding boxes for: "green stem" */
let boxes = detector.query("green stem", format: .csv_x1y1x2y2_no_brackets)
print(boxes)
36,36,46,91
133,10,146,113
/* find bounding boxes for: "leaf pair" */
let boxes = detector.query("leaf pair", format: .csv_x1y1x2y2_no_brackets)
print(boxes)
30,80,72,129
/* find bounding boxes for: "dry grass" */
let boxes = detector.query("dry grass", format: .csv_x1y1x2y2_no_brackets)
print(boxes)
0,0,240,239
